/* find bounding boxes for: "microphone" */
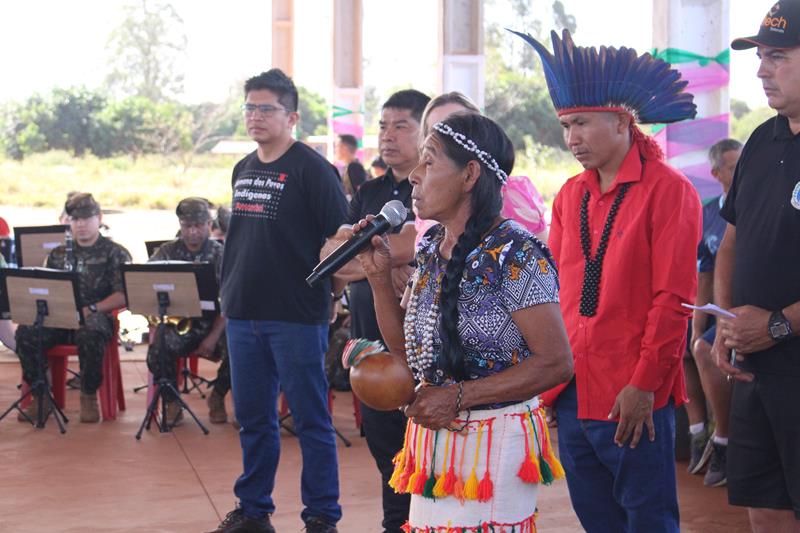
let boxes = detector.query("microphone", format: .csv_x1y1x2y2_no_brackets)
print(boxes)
306,200,407,287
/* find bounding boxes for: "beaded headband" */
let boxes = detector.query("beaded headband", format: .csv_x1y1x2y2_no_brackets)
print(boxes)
431,122,509,185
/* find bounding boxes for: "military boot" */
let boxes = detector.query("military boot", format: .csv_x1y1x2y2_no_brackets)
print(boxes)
80,392,100,423
207,389,228,424
18,395,42,422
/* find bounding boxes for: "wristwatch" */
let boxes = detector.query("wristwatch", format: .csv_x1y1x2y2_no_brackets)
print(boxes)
768,310,793,342
88,303,98,314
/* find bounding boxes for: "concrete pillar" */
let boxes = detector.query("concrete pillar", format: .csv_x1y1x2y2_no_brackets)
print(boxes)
439,0,485,107
331,0,364,161
653,0,730,199
272,0,294,76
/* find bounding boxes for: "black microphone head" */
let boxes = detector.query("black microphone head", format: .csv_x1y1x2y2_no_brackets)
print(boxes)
380,200,407,228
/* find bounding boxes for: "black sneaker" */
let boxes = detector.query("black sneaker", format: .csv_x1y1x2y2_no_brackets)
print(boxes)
206,508,276,533
687,430,712,474
304,516,338,533
703,442,728,487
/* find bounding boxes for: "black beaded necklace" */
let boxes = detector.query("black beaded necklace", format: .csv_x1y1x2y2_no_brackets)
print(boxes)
579,182,632,317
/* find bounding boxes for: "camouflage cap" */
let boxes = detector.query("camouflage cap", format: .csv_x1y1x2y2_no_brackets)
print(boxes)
176,197,212,223
65,193,101,219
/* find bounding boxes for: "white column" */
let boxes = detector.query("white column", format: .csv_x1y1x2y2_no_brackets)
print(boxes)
653,0,730,199
272,0,294,76
331,0,364,160
439,0,485,107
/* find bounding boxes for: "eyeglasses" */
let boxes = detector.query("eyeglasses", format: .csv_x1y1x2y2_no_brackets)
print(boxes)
241,103,286,117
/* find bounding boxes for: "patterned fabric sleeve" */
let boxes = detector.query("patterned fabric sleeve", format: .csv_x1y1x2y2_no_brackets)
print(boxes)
414,223,443,267
500,237,560,312
109,243,132,294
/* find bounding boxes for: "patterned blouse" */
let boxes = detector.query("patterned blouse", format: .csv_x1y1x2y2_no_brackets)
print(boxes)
407,220,560,387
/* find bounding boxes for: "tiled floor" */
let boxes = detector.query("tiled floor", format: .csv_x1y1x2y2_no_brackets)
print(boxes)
0,348,749,533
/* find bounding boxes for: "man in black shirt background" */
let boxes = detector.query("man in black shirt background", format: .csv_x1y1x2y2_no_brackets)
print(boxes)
321,89,429,533
335,133,367,198
209,69,348,533
714,3,800,530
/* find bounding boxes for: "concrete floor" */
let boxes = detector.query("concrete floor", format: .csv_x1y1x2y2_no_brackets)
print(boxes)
0,347,750,533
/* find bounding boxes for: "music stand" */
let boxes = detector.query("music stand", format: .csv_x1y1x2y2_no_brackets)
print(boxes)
144,240,170,259
14,225,68,267
0,268,80,432
122,262,217,439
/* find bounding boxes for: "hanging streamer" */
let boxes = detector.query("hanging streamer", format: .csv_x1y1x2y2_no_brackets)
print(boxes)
653,115,729,157
651,47,730,67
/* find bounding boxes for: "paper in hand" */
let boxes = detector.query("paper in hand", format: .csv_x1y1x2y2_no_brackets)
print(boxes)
681,303,736,318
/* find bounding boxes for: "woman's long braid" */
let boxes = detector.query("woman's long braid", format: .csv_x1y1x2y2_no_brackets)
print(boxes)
431,112,513,382
438,201,498,381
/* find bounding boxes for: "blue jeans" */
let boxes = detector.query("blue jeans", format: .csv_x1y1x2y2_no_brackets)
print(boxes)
555,381,679,533
227,319,341,524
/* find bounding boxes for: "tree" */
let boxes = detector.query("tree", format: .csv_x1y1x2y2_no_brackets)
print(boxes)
1,96,50,160
105,0,187,101
297,86,328,139
483,0,577,151
45,88,107,156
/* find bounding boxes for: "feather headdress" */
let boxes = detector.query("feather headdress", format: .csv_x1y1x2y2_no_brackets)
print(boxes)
508,29,696,124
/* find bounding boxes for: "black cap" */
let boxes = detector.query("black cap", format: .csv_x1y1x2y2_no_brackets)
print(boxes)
65,193,101,219
732,1,800,50
176,197,212,223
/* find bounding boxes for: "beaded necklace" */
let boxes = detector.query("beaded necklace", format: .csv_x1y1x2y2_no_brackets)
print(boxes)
579,182,631,317
404,279,440,381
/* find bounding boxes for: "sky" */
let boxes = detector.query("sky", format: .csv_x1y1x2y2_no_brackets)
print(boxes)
0,0,770,110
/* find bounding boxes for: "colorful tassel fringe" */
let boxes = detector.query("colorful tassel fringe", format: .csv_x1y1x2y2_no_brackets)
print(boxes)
389,406,562,504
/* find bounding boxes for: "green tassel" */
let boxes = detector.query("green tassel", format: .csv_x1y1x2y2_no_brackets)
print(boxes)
422,473,436,499
539,453,554,485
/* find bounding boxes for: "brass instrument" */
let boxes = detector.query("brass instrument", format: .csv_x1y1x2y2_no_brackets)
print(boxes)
147,315,193,335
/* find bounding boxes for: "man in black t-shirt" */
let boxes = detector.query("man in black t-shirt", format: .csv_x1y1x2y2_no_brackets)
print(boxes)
321,89,429,533
335,133,368,198
208,70,348,533
714,5,800,529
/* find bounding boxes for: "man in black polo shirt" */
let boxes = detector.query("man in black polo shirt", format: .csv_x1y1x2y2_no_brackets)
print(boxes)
714,3,800,529
322,89,429,533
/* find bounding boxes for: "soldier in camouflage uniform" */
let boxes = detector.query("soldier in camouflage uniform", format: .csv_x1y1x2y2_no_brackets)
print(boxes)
16,193,131,423
147,197,230,425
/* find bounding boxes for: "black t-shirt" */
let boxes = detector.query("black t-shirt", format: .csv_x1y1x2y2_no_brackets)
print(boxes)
221,142,349,324
345,169,415,341
721,114,800,376
343,160,367,196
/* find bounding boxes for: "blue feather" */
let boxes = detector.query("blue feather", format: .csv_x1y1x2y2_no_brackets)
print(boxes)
507,28,696,124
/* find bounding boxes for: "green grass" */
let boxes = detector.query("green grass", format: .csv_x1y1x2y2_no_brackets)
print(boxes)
0,149,580,210
0,151,239,210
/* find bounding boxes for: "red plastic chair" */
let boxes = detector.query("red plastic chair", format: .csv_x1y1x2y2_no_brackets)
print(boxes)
21,309,126,420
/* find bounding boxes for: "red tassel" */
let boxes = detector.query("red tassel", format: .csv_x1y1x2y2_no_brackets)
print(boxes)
517,455,540,483
443,465,456,494
477,471,493,502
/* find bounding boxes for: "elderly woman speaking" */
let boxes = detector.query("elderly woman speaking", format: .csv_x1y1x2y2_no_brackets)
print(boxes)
356,112,573,532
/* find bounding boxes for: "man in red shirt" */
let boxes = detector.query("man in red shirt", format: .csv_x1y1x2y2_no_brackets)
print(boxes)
513,29,701,532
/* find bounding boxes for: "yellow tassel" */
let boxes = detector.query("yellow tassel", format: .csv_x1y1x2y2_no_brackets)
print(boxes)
432,471,447,498
540,410,566,481
388,449,406,491
463,469,479,500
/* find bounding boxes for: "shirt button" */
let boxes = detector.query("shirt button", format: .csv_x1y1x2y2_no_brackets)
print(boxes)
393,190,398,195
598,200,605,206
579,322,584,328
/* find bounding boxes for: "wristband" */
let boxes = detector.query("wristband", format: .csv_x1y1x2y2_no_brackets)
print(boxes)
454,381,464,415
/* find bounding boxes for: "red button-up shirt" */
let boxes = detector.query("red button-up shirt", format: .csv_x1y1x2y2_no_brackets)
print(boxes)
543,143,701,421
